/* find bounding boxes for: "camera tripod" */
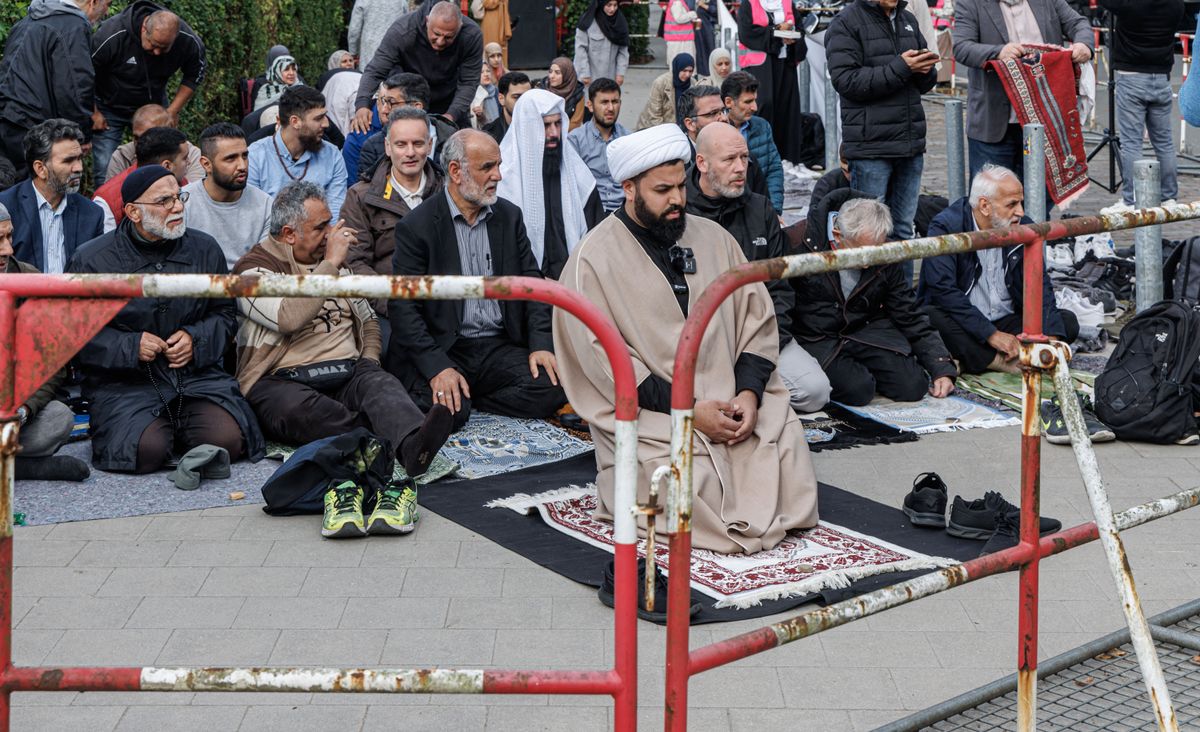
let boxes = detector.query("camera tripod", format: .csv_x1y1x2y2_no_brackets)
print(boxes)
1084,3,1122,193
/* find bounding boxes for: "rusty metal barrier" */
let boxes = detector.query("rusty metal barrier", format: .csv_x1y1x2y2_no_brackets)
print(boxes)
0,274,642,732
662,202,1200,731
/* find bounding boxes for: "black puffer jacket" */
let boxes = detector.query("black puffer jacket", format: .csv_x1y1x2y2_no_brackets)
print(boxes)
825,0,936,159
67,221,264,471
789,187,956,381
0,0,96,137
685,163,794,347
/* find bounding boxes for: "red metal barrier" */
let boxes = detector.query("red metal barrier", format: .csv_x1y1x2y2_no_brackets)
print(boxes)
0,274,641,732
661,203,1200,731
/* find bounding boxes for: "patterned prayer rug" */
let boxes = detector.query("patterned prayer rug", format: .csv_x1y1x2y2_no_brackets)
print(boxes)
834,394,1020,434
958,362,1103,414
988,45,1089,207
488,485,957,610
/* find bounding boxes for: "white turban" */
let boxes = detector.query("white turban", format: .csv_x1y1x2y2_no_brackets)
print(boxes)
606,124,692,184
498,88,596,268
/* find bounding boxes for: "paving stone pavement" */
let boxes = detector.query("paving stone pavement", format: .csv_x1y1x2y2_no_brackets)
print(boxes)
11,421,1200,730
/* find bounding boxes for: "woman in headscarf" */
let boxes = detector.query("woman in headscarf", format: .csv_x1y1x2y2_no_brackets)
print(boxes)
737,0,806,164
471,63,501,128
317,49,357,90
485,42,508,81
695,47,732,88
635,52,694,130
574,0,629,87
471,0,512,66
253,53,300,109
538,57,588,131
662,0,698,69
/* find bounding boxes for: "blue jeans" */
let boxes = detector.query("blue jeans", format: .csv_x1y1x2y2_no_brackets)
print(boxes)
849,155,924,286
90,108,132,186
1116,72,1178,205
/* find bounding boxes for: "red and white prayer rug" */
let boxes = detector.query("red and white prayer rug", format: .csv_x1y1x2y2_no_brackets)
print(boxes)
488,486,957,609
988,45,1090,207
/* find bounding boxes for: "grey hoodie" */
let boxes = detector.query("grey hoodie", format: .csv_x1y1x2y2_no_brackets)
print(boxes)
0,0,96,137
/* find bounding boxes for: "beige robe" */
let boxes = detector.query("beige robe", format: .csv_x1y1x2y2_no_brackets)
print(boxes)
552,212,819,554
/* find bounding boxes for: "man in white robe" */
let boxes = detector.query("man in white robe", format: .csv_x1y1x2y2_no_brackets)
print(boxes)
552,124,819,554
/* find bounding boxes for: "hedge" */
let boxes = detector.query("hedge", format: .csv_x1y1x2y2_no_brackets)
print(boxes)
1,0,349,140
559,0,651,63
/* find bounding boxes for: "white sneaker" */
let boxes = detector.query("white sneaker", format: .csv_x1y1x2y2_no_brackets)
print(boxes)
1072,233,1116,263
1046,243,1075,270
1100,200,1135,215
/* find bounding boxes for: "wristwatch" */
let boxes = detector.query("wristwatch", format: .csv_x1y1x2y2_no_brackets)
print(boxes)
15,406,28,425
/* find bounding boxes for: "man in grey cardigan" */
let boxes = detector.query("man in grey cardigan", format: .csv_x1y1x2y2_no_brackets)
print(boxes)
952,0,1093,181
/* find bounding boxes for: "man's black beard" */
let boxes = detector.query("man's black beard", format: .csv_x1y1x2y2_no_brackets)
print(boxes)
634,192,687,243
543,142,562,176
299,130,324,153
213,170,247,192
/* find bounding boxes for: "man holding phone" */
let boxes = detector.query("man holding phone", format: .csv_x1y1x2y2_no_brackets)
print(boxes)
825,0,940,287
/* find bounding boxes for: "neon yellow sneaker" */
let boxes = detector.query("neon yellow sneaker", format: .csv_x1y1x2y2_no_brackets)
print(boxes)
367,480,418,535
322,480,366,539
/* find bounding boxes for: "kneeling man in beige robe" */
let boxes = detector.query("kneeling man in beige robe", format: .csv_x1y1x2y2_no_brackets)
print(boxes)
552,124,819,554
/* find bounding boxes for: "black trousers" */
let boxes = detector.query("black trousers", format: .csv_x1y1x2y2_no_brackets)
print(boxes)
136,399,245,474
248,358,424,454
924,307,1080,375
0,120,27,177
405,336,566,431
820,340,930,407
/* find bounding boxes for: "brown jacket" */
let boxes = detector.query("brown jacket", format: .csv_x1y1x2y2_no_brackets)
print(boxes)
342,159,444,314
232,236,381,394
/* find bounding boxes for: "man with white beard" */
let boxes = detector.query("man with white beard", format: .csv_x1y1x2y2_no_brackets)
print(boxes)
68,165,265,473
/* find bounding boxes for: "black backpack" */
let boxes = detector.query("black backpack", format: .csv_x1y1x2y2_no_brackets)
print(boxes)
1094,301,1200,443
1163,236,1200,304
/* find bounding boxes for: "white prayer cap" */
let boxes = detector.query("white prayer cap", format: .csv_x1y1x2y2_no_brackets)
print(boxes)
606,124,692,184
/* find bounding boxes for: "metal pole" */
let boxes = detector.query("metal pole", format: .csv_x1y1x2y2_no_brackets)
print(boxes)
0,291,14,732
798,60,811,115
1133,159,1163,311
824,67,839,172
1050,350,1179,732
1023,124,1047,223
946,99,966,202
663,407,694,732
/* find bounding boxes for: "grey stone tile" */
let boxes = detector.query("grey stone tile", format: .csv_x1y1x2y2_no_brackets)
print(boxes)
126,596,244,629
167,540,273,567
401,567,502,598
863,597,975,632
199,503,266,517
44,516,153,541
380,628,495,666
10,690,77,706
360,539,461,568
19,597,140,629
11,706,124,730
189,692,312,706
454,541,533,569
339,597,449,629
13,566,111,596
157,629,279,666
43,629,170,666
730,708,849,731
69,540,178,568
10,594,35,626
817,629,939,669
690,667,784,708
851,709,910,731
13,629,63,666
268,629,380,665
72,691,194,706
363,705,487,731
487,705,608,731
230,514,315,540
198,567,309,596
115,705,247,730
639,707,731,732
13,539,85,566
140,516,243,540
264,539,367,567
239,705,367,731
500,567,589,598
890,667,1008,710
14,524,54,541
778,667,902,709
232,596,348,629
97,567,211,597
445,597,553,629
927,631,1015,669
300,567,407,597
550,596,617,630
492,629,606,668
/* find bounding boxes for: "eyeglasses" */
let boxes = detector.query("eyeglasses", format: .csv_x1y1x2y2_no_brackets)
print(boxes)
692,107,728,121
132,191,189,209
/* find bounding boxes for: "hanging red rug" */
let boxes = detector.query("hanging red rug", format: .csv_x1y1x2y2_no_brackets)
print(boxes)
987,45,1089,207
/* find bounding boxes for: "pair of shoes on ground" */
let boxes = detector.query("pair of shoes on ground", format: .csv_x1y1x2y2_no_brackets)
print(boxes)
903,473,1062,551
322,477,419,538
1039,393,1116,445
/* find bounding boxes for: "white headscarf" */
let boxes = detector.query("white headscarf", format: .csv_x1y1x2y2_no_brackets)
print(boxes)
605,124,693,183
498,89,597,267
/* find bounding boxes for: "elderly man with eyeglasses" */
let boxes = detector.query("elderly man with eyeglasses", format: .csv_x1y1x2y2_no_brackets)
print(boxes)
67,164,265,474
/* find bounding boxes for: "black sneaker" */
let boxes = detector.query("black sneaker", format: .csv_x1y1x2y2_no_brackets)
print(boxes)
947,490,1062,540
902,472,948,528
1041,394,1115,445
980,510,1019,556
